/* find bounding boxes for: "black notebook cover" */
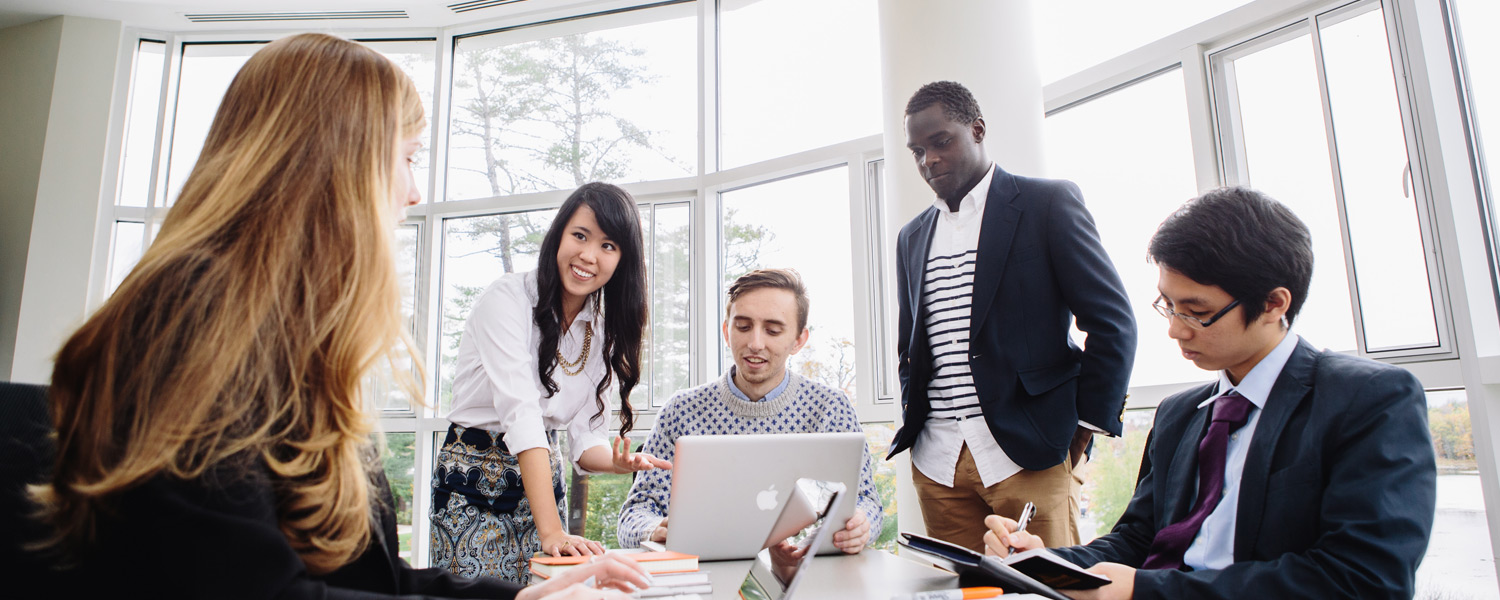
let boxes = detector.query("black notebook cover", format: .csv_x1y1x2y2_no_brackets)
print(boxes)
896,532,1108,599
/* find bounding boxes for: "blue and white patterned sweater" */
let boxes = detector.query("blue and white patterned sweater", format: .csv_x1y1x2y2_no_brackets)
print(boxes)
615,371,884,549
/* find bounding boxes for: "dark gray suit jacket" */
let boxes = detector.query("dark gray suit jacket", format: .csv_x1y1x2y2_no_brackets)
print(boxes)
1049,338,1436,599
888,165,1136,471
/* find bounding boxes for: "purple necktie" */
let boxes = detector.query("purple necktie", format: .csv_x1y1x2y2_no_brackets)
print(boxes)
1142,391,1255,570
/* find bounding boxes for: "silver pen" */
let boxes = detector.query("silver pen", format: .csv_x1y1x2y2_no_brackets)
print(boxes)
1006,501,1036,557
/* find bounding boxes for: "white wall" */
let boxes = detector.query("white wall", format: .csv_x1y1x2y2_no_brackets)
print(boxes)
4,15,122,383
0,17,64,382
877,0,1045,538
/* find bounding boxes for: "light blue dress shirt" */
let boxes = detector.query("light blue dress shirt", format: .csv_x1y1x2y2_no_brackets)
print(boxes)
726,366,791,403
1182,331,1300,571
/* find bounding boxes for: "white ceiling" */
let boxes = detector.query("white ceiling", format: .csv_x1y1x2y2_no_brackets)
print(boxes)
0,0,607,33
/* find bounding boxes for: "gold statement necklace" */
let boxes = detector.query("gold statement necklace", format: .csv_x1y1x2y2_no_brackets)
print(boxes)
556,321,593,376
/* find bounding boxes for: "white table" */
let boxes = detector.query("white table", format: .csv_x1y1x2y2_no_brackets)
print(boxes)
693,549,959,599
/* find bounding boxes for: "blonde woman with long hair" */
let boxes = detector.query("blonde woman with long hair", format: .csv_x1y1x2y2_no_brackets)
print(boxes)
32,33,647,599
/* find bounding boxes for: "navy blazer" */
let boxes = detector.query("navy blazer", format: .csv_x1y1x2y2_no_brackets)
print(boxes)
888,165,1136,471
1049,338,1436,599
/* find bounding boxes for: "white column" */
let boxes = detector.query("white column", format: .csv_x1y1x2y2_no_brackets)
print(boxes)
1396,0,1500,584
877,0,1044,537
0,18,64,382
11,16,123,383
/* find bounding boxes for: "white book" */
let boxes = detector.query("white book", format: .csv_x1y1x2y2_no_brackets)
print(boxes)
648,572,710,587
633,583,712,598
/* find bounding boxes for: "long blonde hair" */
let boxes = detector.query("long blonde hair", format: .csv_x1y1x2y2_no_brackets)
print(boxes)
33,33,425,574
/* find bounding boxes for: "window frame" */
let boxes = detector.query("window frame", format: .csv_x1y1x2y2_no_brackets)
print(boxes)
1043,0,1469,415
1206,0,1454,360
101,2,889,565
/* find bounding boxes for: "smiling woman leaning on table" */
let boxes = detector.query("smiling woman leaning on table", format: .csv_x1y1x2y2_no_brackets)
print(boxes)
28,32,647,600
430,182,673,585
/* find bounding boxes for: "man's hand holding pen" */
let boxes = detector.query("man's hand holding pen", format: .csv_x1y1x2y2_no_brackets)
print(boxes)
982,505,1138,600
982,505,1042,557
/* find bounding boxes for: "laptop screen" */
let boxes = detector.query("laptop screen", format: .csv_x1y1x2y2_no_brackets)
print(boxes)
736,479,846,600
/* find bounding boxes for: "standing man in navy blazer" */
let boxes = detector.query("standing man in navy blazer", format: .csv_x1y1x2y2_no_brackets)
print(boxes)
887,81,1137,551
986,187,1436,599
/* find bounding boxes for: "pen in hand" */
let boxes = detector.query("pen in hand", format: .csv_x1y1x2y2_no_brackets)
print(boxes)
1006,502,1036,557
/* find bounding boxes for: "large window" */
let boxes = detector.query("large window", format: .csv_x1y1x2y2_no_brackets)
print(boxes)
98,0,1500,584
1043,68,1201,388
720,166,858,399
648,202,693,408
445,4,697,201
1420,389,1497,597
718,0,881,168
118,40,164,209
1034,0,1255,84
1216,31,1359,352
1211,2,1443,356
1077,409,1155,542
1318,8,1438,350
163,43,261,207
111,7,885,562
105,40,166,297
437,208,555,413
1452,0,1500,299
1039,0,1492,593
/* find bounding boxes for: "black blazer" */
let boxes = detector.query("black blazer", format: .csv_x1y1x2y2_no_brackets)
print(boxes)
1049,338,1437,599
49,463,519,600
888,165,1136,471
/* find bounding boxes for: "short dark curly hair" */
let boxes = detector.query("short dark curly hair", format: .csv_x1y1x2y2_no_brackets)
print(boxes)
905,81,983,124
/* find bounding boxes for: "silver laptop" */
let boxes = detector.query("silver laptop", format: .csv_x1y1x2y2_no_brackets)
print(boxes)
664,432,866,561
735,479,846,600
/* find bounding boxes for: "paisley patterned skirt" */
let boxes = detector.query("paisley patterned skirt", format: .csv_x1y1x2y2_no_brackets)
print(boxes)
429,423,566,584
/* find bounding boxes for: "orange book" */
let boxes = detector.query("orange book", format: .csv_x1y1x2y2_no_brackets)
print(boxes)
529,551,699,580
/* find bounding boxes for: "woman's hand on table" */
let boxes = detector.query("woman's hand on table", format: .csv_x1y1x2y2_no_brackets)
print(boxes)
540,529,604,557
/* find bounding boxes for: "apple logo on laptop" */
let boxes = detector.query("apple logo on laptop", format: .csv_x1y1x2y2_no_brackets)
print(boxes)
756,484,779,511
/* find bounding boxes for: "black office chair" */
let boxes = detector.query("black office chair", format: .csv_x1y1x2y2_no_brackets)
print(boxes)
0,381,55,585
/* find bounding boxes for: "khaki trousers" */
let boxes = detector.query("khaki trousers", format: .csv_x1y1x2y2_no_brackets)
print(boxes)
912,443,1081,553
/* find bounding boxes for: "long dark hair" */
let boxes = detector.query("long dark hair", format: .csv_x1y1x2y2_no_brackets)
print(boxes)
534,182,646,436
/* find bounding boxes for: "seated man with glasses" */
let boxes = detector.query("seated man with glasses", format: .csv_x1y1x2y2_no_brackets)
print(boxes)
983,187,1435,599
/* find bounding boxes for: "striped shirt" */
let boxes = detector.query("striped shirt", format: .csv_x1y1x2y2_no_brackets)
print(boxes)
912,165,1025,488
922,249,982,421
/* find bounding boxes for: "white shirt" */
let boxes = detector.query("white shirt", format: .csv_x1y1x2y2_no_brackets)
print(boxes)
913,165,1026,488
446,270,612,472
1182,330,1300,570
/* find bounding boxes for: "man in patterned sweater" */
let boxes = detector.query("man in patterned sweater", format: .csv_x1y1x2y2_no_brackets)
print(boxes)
616,268,884,552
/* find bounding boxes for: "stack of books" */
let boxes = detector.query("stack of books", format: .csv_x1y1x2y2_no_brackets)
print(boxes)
633,571,711,598
529,550,711,598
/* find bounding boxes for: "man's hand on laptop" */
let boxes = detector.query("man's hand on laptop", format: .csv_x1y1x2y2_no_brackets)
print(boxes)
611,436,673,473
650,517,669,543
832,512,870,554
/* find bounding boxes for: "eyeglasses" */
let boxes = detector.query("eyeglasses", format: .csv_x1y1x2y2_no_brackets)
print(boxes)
1152,296,1241,329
